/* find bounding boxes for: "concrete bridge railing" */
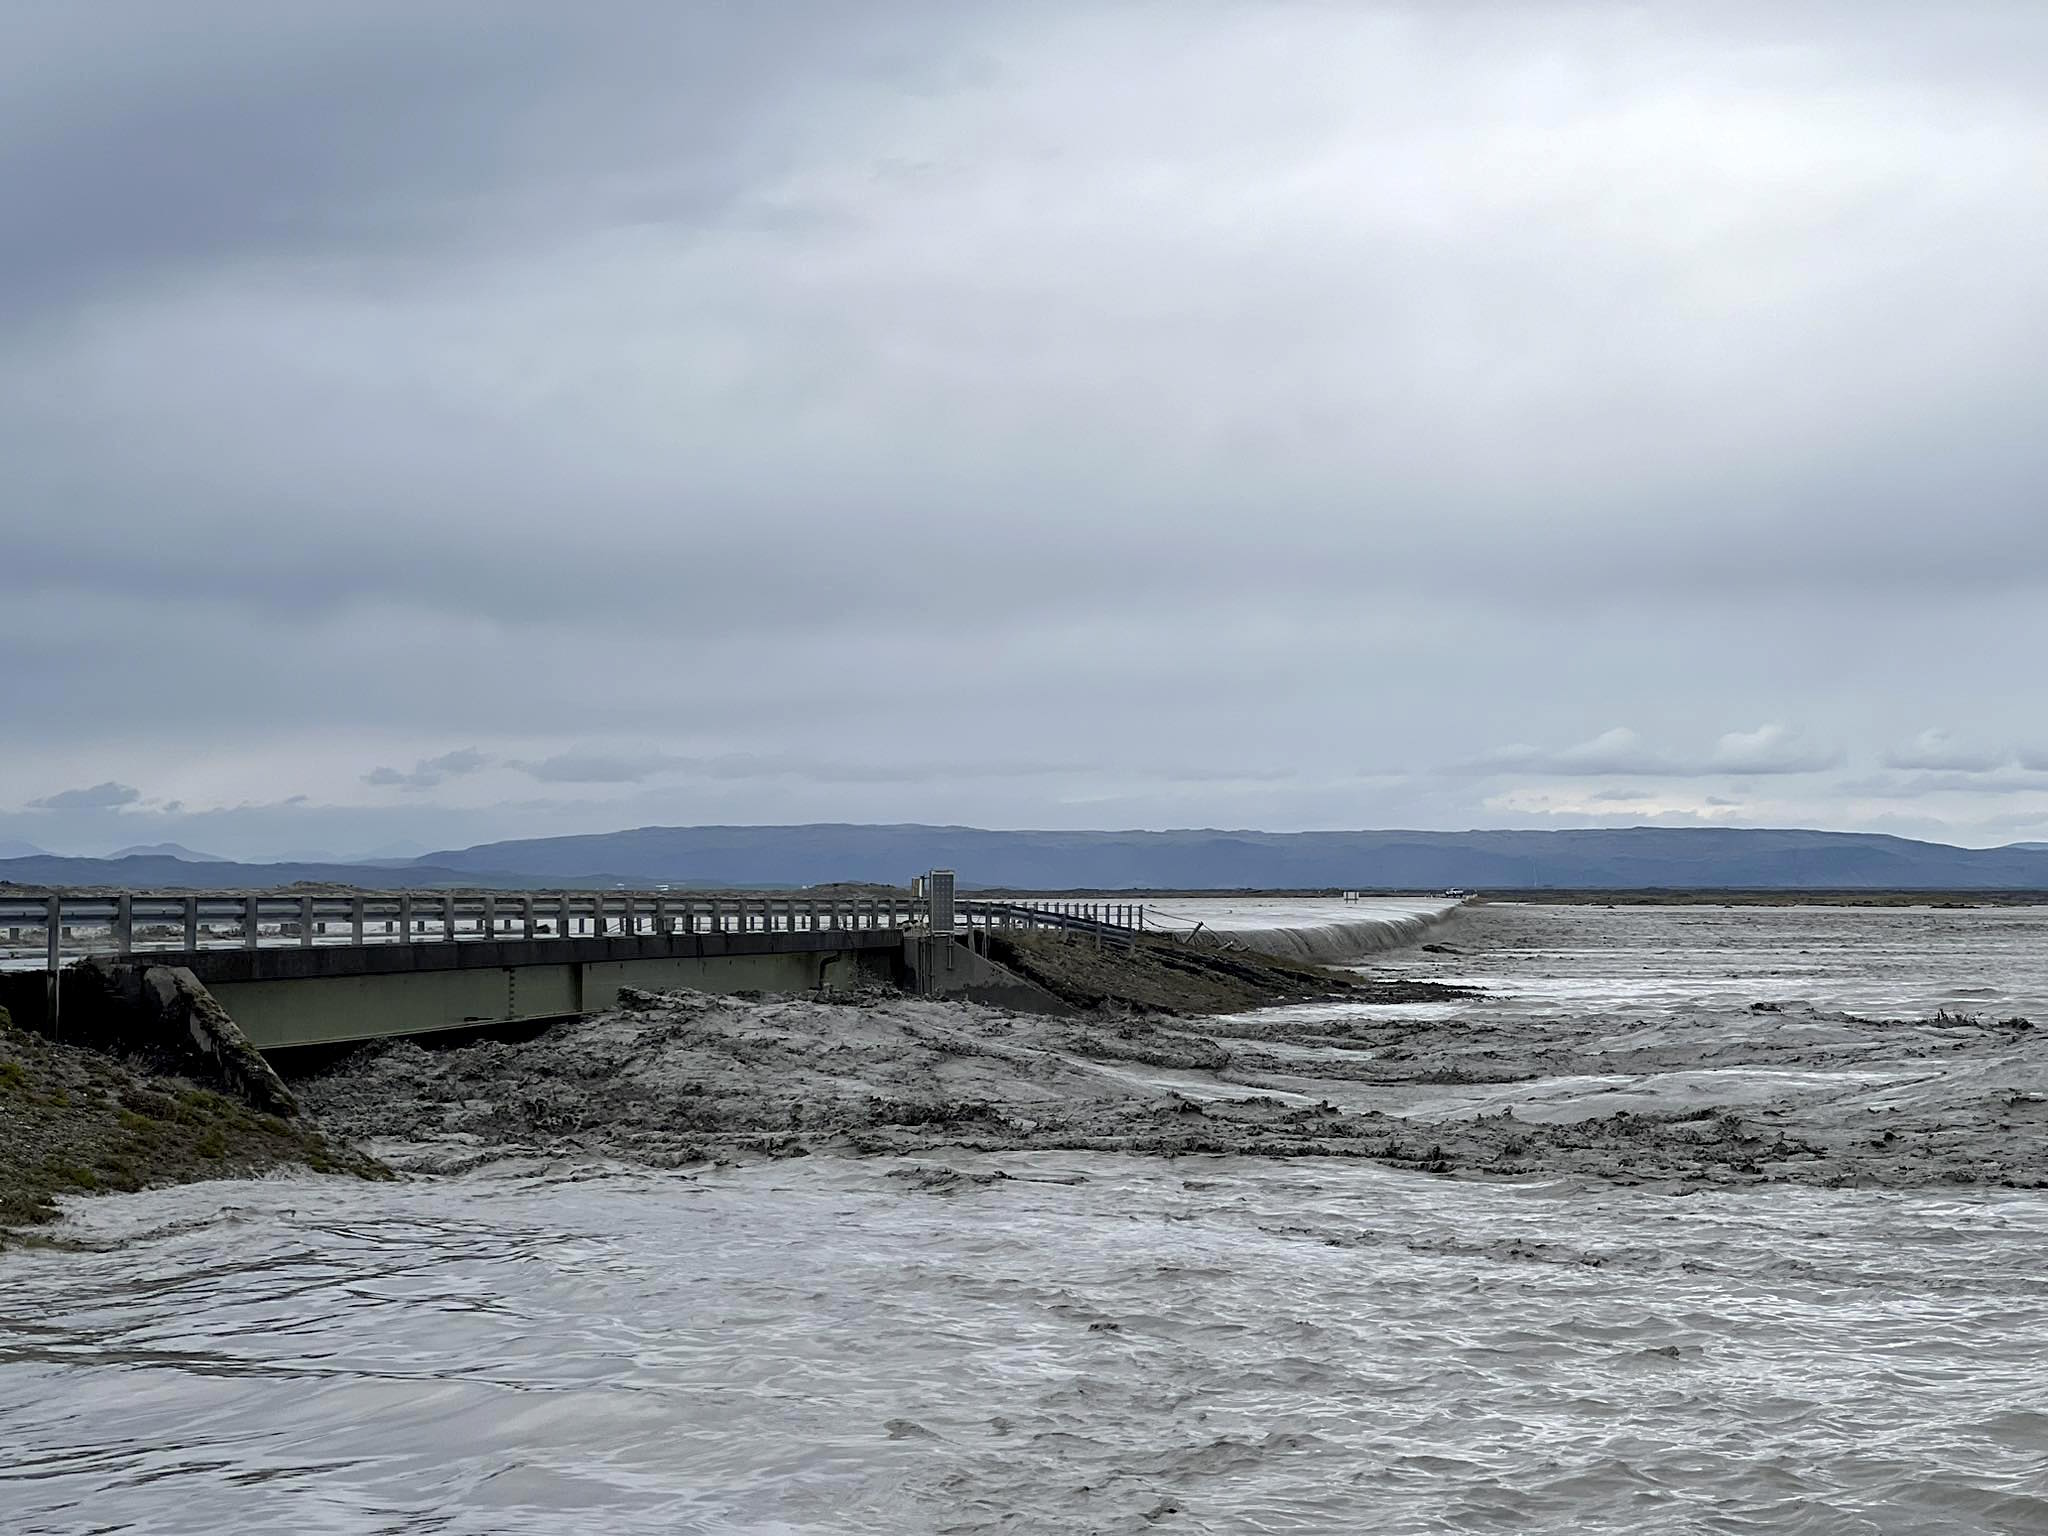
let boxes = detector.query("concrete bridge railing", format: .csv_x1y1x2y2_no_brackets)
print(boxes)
0,888,1148,971
0,888,924,970
0,882,1147,1051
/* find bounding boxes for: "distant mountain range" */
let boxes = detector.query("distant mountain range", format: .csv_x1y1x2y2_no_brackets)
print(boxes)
5,823,2048,891
106,842,228,863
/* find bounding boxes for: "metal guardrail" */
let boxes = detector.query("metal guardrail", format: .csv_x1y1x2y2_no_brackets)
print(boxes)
960,898,1147,947
0,889,917,972
0,888,1151,972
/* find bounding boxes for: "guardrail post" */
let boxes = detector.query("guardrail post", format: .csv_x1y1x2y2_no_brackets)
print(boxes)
112,893,133,953
351,895,366,946
655,894,671,936
398,892,413,944
299,894,315,946
244,893,261,949
481,892,497,943
557,891,573,939
523,895,536,940
443,894,456,943
184,896,200,951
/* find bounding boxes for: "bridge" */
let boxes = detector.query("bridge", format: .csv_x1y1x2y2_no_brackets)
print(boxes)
0,884,1148,1051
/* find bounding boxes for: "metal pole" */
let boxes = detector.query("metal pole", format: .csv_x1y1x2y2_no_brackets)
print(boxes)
351,895,366,946
300,894,315,947
184,895,200,951
399,891,414,945
245,893,261,950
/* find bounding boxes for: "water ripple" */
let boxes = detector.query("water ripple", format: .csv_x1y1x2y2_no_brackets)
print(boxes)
3,1158,2045,1534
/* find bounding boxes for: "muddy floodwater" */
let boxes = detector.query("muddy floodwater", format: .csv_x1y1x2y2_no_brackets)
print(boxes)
4,904,2046,1533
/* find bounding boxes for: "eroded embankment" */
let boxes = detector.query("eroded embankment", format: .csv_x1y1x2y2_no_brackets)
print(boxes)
300,977,2048,1190
0,1009,387,1245
985,931,1455,1014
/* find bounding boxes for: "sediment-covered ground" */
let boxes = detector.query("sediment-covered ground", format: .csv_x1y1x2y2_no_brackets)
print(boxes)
303,940,2048,1189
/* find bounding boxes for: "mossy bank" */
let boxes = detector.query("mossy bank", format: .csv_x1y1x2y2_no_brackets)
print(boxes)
0,1005,388,1247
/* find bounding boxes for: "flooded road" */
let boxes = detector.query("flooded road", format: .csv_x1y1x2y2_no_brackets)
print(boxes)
3,904,2045,1533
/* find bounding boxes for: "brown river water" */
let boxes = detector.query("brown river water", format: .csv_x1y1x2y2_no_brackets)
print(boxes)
3,904,2045,1533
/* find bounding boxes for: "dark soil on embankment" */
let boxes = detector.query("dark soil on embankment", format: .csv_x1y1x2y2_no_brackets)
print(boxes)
986,930,1463,1015
0,1007,388,1247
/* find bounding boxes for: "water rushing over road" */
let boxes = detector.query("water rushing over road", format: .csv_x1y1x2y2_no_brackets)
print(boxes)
4,904,2046,1533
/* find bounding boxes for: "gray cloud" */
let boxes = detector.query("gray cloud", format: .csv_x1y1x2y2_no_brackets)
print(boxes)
509,750,1091,786
1882,730,2008,773
512,752,683,785
27,781,142,811
3,4,2046,853
364,748,491,791
1707,726,1842,775
1458,726,1838,779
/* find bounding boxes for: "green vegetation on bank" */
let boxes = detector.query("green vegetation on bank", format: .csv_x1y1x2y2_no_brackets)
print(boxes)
0,1005,388,1247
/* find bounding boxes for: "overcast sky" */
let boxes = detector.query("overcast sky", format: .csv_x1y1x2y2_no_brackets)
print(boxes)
4,2,2046,860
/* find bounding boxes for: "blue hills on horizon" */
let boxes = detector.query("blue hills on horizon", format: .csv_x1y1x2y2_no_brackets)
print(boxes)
3,823,2048,891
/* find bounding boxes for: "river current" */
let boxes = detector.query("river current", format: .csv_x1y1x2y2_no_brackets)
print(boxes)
4,905,2046,1534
